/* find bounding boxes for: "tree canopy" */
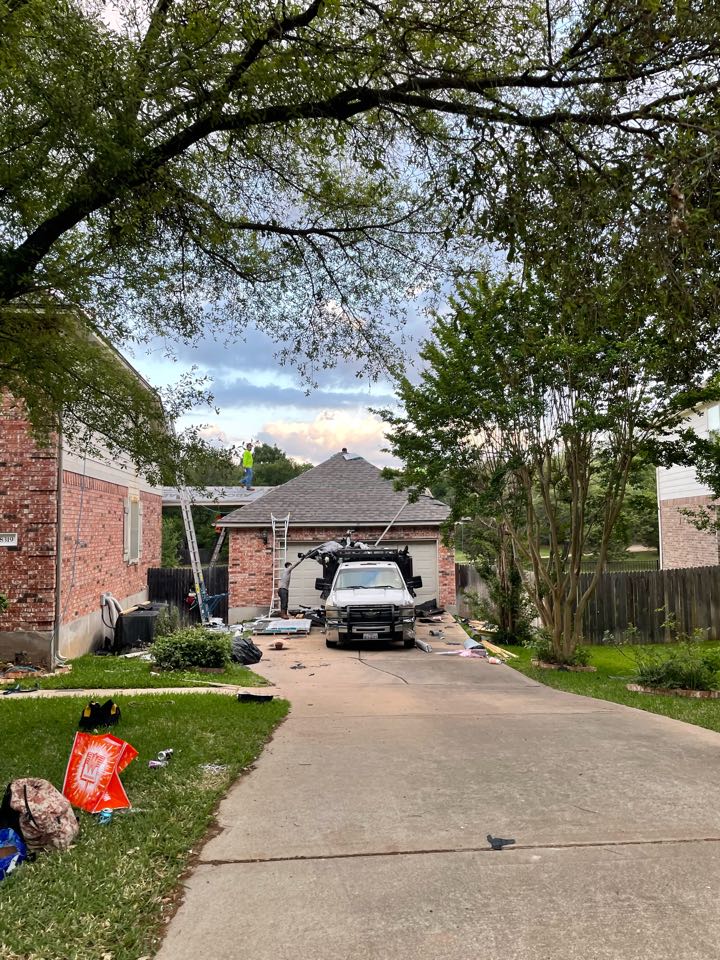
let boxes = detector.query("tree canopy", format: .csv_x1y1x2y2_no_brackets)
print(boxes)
180,440,311,486
381,263,720,659
2,0,720,474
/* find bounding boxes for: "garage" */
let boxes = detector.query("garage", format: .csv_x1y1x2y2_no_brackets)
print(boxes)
287,539,439,609
219,451,454,620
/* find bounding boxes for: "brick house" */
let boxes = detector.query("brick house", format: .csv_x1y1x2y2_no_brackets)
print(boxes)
217,451,454,620
657,401,720,568
0,392,162,665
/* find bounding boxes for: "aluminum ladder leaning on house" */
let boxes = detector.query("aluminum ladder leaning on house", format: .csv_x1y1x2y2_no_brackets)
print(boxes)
208,527,226,566
268,513,290,617
178,485,212,625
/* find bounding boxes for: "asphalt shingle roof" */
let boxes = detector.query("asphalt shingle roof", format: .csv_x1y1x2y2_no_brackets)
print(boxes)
217,453,450,527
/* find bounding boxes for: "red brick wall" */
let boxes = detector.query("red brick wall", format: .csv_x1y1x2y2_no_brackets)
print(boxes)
228,525,456,609
437,539,456,608
660,495,720,569
0,395,58,633
228,528,272,611
60,472,162,623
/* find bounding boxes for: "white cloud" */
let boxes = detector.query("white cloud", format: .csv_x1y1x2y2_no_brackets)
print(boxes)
259,410,398,466
196,425,229,445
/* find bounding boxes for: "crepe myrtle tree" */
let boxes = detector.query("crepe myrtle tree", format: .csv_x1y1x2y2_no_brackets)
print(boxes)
381,271,720,663
2,0,720,472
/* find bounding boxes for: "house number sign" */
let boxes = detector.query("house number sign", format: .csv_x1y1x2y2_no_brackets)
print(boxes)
0,533,18,547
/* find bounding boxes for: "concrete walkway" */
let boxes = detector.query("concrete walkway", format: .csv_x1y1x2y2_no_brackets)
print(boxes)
157,620,720,960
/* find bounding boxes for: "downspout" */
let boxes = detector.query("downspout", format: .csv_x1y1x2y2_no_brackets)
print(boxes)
53,428,63,665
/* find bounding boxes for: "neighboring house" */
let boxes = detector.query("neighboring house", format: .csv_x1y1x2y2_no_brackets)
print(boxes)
657,401,720,569
0,390,162,665
217,451,454,620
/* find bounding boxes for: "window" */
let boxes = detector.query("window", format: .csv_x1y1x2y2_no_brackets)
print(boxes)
124,495,143,564
334,567,404,590
709,405,720,435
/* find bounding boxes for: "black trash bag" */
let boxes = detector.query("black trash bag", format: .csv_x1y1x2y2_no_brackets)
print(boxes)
232,636,263,665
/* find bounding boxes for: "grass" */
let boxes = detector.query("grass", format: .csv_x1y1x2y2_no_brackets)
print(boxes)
0,693,288,960
20,654,268,690
508,641,720,734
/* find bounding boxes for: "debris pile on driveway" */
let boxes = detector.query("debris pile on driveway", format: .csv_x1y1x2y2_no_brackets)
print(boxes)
458,618,520,663
241,617,313,636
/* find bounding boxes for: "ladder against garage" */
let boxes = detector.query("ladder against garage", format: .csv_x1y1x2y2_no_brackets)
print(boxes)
178,484,212,625
268,513,290,617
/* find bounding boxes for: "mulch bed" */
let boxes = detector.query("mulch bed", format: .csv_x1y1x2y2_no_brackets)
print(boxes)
532,660,597,672
626,683,720,699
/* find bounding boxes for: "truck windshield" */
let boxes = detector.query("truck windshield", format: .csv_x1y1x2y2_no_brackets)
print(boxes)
335,568,405,590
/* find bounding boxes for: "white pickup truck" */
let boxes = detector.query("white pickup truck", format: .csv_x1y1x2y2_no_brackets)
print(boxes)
323,560,418,648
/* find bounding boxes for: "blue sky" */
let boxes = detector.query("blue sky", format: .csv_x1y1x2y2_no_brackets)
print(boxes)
128,311,430,467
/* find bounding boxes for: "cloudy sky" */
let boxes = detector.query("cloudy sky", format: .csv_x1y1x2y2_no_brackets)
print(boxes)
129,308,432,468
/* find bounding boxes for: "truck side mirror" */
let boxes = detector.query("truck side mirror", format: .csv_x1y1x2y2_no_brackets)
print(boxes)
407,576,423,590
315,578,332,592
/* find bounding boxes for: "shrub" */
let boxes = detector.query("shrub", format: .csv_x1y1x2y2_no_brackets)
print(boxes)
154,604,181,638
633,639,720,691
0,593,8,614
151,627,231,671
626,613,720,691
525,629,590,666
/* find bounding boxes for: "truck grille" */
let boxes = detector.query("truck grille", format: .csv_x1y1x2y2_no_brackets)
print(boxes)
347,605,396,624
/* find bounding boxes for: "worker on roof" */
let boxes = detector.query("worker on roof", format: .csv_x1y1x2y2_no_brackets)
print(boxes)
241,442,254,490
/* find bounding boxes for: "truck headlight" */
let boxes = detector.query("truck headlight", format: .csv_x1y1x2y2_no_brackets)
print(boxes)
325,606,340,619
400,605,415,622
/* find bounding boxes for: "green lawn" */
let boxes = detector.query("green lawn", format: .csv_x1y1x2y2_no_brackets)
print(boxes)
0,693,288,960
20,654,268,690
508,642,720,734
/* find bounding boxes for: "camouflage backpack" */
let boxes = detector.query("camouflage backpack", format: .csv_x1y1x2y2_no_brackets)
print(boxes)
5,778,79,852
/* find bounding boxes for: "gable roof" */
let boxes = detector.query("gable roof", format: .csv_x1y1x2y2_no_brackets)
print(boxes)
217,453,450,528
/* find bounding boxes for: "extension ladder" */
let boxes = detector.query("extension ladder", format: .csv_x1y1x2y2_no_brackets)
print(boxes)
209,527,226,566
178,485,212,625
268,513,290,617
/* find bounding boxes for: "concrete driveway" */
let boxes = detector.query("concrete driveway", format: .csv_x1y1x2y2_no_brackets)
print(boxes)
158,621,720,960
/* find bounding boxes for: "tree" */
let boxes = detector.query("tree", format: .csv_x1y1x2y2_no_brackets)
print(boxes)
2,0,720,472
381,268,720,663
252,444,313,486
459,518,534,646
180,441,311,486
531,461,659,560
161,514,183,567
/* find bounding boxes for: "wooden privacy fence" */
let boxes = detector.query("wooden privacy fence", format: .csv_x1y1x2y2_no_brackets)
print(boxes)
147,565,229,623
455,563,490,617
580,566,720,644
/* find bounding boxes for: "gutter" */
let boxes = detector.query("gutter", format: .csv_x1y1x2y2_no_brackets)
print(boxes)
216,519,448,530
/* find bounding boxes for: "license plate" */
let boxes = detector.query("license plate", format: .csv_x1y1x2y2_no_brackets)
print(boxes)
363,632,379,640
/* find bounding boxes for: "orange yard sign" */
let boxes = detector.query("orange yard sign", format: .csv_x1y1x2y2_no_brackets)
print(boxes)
63,733,138,813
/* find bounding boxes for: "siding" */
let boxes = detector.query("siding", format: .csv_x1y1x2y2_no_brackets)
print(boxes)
657,406,715,502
